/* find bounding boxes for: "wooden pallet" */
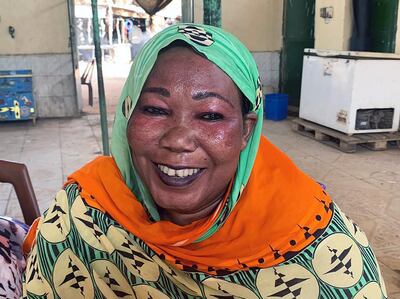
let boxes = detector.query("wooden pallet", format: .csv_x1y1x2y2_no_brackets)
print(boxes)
292,118,400,153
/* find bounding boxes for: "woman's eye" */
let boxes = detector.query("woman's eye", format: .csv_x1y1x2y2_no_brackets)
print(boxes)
200,113,224,121
142,106,168,116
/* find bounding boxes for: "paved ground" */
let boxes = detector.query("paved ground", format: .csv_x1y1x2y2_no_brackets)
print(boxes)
0,61,399,296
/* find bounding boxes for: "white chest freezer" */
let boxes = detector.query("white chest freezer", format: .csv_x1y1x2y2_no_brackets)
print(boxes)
299,48,400,134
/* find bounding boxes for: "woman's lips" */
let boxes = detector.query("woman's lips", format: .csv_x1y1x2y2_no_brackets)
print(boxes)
153,163,205,187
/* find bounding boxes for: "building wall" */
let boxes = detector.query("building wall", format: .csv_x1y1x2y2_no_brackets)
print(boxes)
0,0,70,55
0,0,81,118
315,1,400,53
194,0,282,52
314,0,353,50
194,0,283,92
0,55,80,117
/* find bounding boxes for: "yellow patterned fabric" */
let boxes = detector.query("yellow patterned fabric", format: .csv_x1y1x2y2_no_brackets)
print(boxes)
22,183,387,298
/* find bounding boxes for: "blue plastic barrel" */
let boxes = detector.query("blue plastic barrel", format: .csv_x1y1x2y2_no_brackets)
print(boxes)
264,93,288,121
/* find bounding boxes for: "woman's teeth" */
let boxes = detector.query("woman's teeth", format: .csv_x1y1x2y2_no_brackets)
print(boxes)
157,164,200,178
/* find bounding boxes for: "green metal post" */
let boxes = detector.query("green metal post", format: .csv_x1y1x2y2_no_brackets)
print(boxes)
203,0,221,27
91,0,110,155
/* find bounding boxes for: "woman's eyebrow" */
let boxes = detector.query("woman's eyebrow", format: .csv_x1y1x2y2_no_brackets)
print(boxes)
142,87,170,97
192,91,234,107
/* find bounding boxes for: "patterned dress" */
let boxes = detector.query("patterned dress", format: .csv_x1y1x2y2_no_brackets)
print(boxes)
0,216,29,298
21,184,387,299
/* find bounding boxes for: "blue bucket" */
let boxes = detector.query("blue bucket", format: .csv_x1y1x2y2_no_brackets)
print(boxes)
264,93,288,121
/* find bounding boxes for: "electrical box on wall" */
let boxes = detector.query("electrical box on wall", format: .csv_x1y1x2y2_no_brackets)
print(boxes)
320,6,333,23
300,49,400,134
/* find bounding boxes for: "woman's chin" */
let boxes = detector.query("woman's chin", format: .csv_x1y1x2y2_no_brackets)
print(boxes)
155,199,206,221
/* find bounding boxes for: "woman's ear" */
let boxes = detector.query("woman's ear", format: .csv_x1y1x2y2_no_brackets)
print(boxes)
241,112,257,150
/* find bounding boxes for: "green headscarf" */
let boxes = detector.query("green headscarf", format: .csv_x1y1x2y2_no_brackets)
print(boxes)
111,24,263,241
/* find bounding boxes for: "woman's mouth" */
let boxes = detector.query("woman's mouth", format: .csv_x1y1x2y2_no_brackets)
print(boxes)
155,163,204,187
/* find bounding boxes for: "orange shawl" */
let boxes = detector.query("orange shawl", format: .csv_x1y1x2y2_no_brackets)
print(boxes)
26,136,332,274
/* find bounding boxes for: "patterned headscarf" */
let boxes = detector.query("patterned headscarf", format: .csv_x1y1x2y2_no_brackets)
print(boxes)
111,23,263,241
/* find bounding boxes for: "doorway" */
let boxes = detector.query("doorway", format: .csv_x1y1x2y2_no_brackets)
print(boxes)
281,0,315,109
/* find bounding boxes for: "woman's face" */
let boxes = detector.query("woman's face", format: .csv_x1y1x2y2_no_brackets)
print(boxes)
127,46,256,224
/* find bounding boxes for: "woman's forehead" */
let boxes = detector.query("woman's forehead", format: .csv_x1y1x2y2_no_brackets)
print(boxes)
153,46,215,72
146,47,237,89
141,47,242,107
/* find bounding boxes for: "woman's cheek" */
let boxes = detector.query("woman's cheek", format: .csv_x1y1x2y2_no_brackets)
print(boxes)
128,115,163,144
197,121,243,156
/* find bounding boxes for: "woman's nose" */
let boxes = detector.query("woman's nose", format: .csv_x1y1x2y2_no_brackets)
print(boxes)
159,125,197,153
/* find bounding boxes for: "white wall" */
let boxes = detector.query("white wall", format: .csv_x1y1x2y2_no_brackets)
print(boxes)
314,0,353,50
0,0,71,55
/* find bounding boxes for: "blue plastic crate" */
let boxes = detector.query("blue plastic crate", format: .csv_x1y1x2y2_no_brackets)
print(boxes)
264,93,288,121
0,70,35,122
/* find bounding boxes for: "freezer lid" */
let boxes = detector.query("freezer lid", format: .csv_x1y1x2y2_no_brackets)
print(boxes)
304,48,400,60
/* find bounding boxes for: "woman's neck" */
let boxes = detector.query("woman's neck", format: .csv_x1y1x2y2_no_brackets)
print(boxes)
159,192,225,226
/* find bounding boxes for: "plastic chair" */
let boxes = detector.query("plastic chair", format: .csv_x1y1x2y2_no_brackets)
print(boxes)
0,160,40,225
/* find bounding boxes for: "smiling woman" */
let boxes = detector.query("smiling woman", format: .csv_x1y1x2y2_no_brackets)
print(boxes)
127,45,256,225
17,24,387,299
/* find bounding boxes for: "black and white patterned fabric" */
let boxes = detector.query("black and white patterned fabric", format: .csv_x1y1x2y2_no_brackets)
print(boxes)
122,96,133,119
255,77,263,111
178,25,214,46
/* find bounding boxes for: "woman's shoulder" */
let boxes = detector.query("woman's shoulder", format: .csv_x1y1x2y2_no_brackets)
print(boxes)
65,155,123,203
70,156,117,176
